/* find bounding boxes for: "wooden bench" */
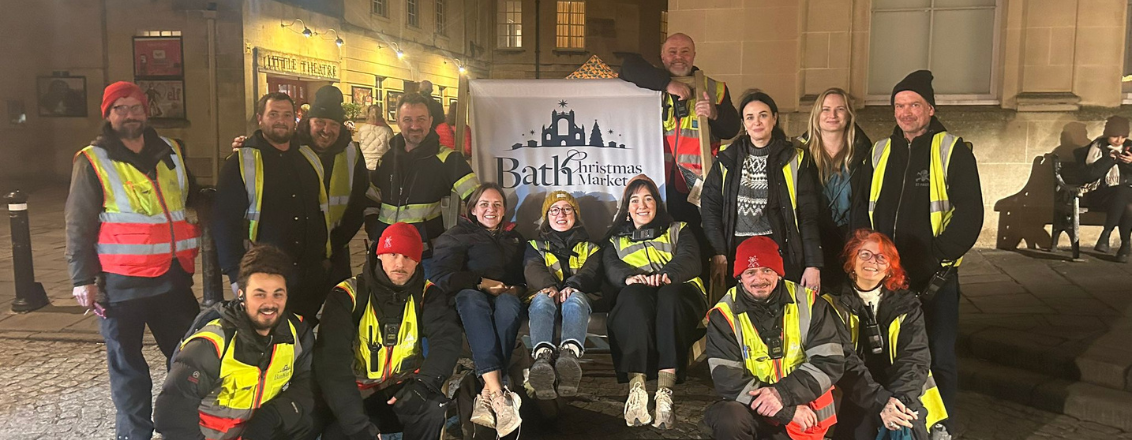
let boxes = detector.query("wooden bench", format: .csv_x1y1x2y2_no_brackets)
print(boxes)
1046,153,1107,259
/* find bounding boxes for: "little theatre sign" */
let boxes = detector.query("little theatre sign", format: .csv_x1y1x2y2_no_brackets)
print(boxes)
256,48,339,81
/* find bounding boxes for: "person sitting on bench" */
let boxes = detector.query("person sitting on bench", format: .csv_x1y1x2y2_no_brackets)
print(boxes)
1082,116,1132,261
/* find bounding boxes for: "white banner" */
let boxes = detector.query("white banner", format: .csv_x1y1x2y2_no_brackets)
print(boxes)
469,79,664,237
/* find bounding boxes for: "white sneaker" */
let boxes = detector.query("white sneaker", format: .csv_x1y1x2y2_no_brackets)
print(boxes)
652,387,674,429
470,392,495,428
492,387,523,437
623,382,652,427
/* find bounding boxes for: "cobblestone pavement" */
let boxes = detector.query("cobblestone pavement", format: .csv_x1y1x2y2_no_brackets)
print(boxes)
0,338,1127,440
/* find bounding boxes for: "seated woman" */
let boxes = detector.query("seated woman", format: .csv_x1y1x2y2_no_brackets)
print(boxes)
524,191,603,400
702,91,823,292
431,182,526,437
824,229,949,440
604,174,708,430
1082,116,1132,261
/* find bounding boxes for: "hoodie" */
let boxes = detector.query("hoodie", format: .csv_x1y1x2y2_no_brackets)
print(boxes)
522,224,604,303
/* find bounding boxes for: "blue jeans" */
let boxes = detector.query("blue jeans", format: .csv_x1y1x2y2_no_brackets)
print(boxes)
455,289,526,376
528,291,591,354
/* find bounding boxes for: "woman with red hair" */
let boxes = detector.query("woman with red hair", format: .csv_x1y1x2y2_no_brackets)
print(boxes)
823,229,950,440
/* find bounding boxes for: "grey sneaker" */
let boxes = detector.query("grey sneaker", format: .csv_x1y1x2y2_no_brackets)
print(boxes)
492,387,523,437
624,382,652,427
529,347,558,400
929,423,953,440
470,392,495,428
652,387,674,429
555,344,583,397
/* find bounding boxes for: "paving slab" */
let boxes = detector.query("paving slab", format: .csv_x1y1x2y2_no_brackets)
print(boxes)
0,312,87,333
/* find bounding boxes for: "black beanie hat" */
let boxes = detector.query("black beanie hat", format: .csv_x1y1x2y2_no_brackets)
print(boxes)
891,70,935,107
307,85,346,123
1103,116,1130,138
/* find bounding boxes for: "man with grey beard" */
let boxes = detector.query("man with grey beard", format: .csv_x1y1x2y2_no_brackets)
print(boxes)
66,81,202,440
213,92,332,321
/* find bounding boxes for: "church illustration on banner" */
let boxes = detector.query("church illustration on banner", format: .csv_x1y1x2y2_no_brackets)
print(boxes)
512,101,627,150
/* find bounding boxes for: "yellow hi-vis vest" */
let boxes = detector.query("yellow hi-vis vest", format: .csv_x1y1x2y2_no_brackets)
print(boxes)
529,240,598,282
867,131,962,266
663,76,728,191
305,142,361,229
376,147,480,225
77,138,200,277
611,221,705,295
336,278,423,391
236,146,333,256
715,145,806,230
181,318,301,440
821,294,949,428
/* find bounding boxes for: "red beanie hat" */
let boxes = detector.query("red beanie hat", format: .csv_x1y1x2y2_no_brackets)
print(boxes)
733,236,784,279
101,81,148,118
376,222,423,263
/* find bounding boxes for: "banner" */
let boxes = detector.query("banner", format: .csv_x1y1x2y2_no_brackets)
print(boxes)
470,79,664,237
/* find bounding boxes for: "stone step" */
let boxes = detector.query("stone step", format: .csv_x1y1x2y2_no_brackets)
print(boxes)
960,326,1132,393
959,357,1132,432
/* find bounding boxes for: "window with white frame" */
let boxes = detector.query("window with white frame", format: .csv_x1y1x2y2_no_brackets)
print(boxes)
372,0,387,17
498,0,522,48
408,0,420,27
139,30,181,37
661,10,668,42
437,0,447,36
556,1,585,50
868,0,998,102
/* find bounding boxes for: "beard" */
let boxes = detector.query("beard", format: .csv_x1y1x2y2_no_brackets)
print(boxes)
263,124,294,145
114,120,146,140
250,306,281,331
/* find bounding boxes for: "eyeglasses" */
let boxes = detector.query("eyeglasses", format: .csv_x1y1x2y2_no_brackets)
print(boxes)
856,249,888,265
548,206,575,216
111,104,145,115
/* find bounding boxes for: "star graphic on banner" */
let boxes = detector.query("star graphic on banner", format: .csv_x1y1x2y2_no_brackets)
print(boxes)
530,130,535,135
608,129,614,134
558,100,568,108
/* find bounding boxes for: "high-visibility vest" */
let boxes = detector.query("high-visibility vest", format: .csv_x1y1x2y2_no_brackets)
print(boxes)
710,283,837,437
376,147,480,225
77,139,200,277
529,240,598,283
306,142,361,229
867,131,962,266
182,318,301,440
821,294,949,429
610,221,705,295
336,278,424,390
715,145,806,230
236,146,332,256
663,76,728,192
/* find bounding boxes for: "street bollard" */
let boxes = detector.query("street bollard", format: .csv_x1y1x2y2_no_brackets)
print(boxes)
196,187,224,307
5,190,49,313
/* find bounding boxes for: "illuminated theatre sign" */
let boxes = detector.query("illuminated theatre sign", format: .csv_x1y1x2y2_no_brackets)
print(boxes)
256,48,339,81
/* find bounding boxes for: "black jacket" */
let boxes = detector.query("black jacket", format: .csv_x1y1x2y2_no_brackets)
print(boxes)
313,244,461,438
155,302,315,440
213,131,329,283
368,131,478,259
850,117,983,288
431,217,527,295
65,124,197,302
618,53,741,141
800,126,873,287
603,220,702,288
1078,137,1132,186
522,225,604,303
705,281,845,424
828,283,933,439
701,136,824,280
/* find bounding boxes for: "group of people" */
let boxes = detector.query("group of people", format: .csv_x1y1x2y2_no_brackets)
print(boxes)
64,29,983,440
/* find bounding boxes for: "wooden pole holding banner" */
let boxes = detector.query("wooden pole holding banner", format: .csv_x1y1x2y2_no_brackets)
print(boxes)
442,75,472,231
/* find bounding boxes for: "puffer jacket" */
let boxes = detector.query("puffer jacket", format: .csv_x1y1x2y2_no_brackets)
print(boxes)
356,123,393,170
431,217,527,295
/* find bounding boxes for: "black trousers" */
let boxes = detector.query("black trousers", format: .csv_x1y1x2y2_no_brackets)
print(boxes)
101,287,199,440
703,400,791,440
287,262,333,324
606,282,707,382
667,184,711,277
1089,184,1132,241
922,271,960,427
319,382,448,440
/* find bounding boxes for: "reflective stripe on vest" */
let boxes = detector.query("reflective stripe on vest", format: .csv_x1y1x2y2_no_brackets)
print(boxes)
867,132,961,266
325,143,360,228
182,319,301,440
337,279,423,389
377,202,442,224
530,240,598,282
663,77,728,187
611,221,706,296
711,283,836,431
821,295,949,428
239,146,333,256
79,137,200,277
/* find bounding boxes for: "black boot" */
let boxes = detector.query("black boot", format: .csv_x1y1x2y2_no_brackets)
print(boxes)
555,342,583,397
1117,241,1130,263
1095,230,1112,253
528,346,558,400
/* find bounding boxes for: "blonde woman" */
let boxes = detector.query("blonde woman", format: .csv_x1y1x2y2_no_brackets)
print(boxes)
801,88,872,289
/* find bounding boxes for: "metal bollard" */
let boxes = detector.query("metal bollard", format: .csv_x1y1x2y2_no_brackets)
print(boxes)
196,187,224,307
5,190,49,313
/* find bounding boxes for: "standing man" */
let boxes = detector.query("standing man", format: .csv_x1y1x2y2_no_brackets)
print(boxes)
213,92,331,320
66,81,202,440
852,70,983,424
368,93,479,278
418,80,446,130
155,245,315,440
619,32,741,235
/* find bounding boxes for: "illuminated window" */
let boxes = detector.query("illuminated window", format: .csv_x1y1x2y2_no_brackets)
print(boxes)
556,1,585,49
139,30,181,37
661,11,667,42
498,0,522,48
